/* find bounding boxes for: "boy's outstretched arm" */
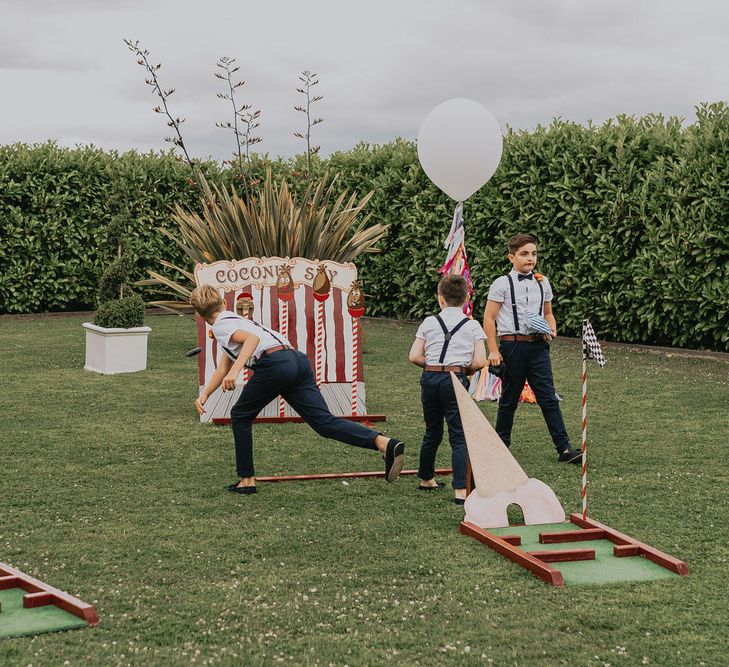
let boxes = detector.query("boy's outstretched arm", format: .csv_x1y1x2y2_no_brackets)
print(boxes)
408,338,426,368
222,330,261,390
483,300,502,365
468,340,488,373
195,354,233,414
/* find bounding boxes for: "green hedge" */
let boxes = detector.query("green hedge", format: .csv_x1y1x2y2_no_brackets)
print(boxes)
0,143,209,314
1,103,728,350
326,105,729,350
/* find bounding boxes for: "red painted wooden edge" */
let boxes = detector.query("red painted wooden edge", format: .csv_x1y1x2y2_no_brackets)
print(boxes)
257,468,453,483
499,535,522,546
529,548,596,563
613,544,641,557
23,591,54,607
212,414,387,425
539,528,608,544
459,522,565,587
0,562,99,626
569,513,689,575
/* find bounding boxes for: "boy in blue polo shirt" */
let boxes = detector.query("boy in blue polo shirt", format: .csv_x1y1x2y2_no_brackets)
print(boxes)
409,275,488,504
483,234,581,464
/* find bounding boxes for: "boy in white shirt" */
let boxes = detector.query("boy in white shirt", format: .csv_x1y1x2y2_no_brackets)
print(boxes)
483,233,580,464
190,284,405,494
408,275,487,504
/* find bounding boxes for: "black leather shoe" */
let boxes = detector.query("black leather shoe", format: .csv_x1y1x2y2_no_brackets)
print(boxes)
384,439,405,482
557,448,582,464
227,482,258,494
453,497,466,505
418,482,445,491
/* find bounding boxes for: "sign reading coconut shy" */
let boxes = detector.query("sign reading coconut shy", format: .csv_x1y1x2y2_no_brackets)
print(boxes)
194,257,373,423
196,257,358,293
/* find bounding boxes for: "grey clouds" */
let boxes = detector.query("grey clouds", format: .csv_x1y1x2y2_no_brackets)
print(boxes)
1,0,727,162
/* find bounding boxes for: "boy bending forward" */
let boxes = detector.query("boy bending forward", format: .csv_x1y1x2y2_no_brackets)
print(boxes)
190,284,405,494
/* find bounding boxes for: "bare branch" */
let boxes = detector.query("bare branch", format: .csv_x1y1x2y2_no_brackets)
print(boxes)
215,56,262,179
124,38,196,173
294,69,325,178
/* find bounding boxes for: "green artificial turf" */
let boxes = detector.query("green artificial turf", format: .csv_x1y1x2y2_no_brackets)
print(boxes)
0,589,88,639
489,523,678,586
1,313,728,665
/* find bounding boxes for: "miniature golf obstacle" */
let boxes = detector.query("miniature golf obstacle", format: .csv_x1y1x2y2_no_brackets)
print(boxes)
0,562,98,638
450,373,689,586
460,516,689,587
193,257,385,424
450,372,565,528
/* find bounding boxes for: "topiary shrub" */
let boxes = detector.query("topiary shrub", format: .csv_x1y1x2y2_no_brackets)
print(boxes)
94,295,145,328
93,176,145,328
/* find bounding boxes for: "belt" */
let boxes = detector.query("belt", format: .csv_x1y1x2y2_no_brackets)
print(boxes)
263,345,293,356
424,364,468,373
499,334,542,342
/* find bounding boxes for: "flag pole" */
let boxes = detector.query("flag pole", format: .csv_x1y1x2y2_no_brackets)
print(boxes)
581,319,588,520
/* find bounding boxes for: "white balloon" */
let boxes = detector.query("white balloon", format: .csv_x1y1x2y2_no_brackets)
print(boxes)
417,98,504,202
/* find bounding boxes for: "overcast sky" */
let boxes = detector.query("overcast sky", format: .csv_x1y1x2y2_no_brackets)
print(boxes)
2,0,728,163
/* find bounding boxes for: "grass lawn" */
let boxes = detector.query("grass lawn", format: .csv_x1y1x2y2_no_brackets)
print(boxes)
1,314,728,666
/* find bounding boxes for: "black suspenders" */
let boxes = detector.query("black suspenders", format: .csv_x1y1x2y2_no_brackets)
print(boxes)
218,314,286,360
434,315,470,364
506,275,544,332
507,275,520,332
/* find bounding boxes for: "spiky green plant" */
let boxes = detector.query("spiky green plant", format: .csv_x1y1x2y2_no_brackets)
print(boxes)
139,169,388,309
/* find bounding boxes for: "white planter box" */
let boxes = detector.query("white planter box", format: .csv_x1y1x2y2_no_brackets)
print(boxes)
82,322,152,374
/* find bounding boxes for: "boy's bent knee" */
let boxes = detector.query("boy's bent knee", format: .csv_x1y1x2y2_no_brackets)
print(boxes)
230,405,256,423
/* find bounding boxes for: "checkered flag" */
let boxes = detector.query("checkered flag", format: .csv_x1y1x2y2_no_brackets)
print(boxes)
582,320,606,367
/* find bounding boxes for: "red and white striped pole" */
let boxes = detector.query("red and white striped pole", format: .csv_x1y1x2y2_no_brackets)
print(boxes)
316,301,325,387
351,317,359,415
278,299,289,417
581,323,588,520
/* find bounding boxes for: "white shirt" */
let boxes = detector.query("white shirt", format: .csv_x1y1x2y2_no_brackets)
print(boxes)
487,270,553,335
415,307,486,366
211,311,291,367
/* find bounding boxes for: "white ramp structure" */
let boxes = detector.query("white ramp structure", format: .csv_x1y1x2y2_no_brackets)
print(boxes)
450,373,565,528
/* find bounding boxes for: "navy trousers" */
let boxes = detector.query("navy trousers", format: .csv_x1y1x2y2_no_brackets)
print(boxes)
417,371,469,489
229,349,379,478
495,340,571,451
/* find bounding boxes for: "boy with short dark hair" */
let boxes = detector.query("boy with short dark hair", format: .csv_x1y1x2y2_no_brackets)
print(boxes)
483,234,581,464
409,275,488,504
190,284,405,494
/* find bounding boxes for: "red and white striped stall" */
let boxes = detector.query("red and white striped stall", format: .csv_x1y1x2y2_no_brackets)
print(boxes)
194,257,381,424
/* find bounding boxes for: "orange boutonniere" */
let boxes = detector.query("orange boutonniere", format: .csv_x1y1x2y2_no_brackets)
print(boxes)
533,273,545,282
